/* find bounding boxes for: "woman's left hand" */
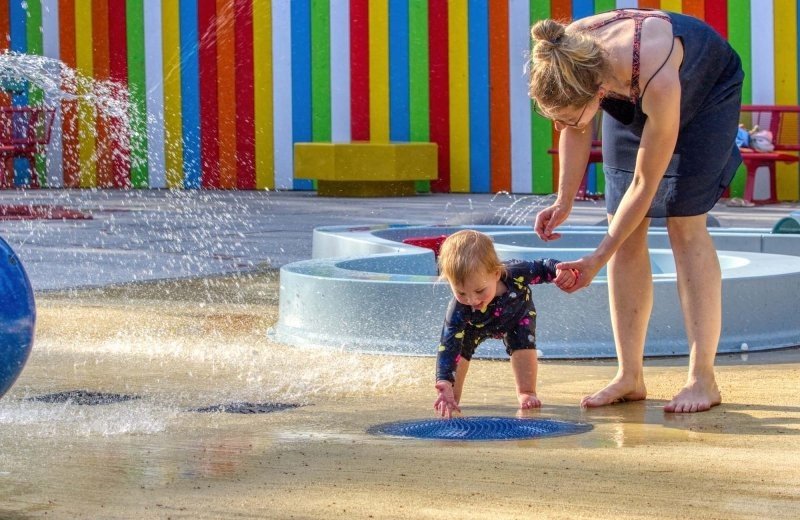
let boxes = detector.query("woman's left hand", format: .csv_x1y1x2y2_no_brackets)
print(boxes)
555,253,605,293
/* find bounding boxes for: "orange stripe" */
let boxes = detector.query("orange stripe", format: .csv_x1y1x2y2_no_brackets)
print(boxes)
682,0,704,19
488,0,510,193
92,0,113,187
637,0,661,9
59,0,80,187
216,0,237,189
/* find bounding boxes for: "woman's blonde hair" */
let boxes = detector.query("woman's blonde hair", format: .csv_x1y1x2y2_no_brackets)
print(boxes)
528,19,609,114
438,230,505,285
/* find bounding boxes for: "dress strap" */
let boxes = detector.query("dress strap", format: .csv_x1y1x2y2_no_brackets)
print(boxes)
582,10,672,103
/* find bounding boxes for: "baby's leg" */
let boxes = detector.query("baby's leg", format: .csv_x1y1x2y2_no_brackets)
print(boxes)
511,349,541,409
453,358,470,404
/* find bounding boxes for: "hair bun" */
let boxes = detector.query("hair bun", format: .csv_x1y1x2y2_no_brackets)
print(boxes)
531,19,566,48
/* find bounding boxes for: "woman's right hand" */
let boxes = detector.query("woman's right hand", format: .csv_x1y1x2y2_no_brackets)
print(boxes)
534,201,572,242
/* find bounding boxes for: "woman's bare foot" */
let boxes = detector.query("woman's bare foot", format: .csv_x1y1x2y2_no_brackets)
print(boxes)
518,392,542,409
581,376,647,408
664,378,721,413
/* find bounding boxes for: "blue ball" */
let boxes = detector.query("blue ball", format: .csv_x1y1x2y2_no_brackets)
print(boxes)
0,236,35,399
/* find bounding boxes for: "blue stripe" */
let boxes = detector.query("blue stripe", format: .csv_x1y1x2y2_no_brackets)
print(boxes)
389,0,409,141
9,0,29,186
291,0,313,190
468,0,490,193
572,0,596,194
179,0,201,189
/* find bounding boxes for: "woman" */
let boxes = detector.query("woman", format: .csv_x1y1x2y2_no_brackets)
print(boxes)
529,9,743,413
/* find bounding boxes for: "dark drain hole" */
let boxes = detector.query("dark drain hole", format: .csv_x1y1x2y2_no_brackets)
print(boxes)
27,391,140,406
191,402,300,414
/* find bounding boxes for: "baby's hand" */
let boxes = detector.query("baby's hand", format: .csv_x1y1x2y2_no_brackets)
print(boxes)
554,267,578,291
433,381,461,419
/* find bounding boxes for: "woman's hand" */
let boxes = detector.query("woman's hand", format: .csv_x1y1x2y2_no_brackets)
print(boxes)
534,201,572,242
555,253,605,293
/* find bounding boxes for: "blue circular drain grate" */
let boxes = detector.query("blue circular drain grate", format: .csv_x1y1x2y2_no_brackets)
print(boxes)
369,416,592,441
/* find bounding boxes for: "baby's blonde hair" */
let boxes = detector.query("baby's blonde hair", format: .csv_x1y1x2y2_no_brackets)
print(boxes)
438,230,505,285
528,19,609,114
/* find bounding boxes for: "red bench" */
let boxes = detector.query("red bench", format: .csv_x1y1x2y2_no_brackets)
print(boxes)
738,105,800,204
548,105,800,204
0,106,55,189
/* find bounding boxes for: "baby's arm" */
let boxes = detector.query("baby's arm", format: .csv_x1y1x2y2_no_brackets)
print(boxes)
434,300,465,418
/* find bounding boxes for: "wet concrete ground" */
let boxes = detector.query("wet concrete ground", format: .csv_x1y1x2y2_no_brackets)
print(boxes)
0,190,799,518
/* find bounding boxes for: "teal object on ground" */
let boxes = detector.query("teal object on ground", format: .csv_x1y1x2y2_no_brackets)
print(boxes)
773,212,800,234
0,236,35,399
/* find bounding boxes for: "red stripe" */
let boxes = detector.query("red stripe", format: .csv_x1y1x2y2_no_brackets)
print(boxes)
704,0,727,39
108,0,131,188
93,0,113,187
0,0,10,107
550,0,572,191
198,1,220,188
428,0,450,192
350,0,370,140
59,0,80,188
488,0,510,193
216,0,237,189
234,0,255,189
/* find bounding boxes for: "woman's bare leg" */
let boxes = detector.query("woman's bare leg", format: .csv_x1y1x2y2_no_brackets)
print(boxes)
664,215,722,413
581,215,650,407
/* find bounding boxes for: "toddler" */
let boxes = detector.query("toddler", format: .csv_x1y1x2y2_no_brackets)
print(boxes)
433,230,576,418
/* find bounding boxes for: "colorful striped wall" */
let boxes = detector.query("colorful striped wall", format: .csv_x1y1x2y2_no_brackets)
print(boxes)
0,0,798,200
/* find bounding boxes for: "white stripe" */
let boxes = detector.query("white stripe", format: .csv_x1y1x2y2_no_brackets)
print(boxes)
272,0,294,189
616,0,638,9
41,0,63,187
750,1,775,200
750,2,775,104
143,1,166,188
509,0,532,194
329,0,351,143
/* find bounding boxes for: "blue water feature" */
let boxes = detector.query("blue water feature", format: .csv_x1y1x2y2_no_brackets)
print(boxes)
370,416,593,441
0,236,35,399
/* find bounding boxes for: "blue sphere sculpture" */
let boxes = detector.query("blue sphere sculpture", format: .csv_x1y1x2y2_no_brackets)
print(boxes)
0,237,35,399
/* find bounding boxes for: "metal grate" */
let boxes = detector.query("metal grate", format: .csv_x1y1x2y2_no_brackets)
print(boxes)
28,390,140,406
369,416,593,441
191,402,300,414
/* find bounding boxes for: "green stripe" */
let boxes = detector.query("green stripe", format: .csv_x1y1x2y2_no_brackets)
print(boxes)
594,0,616,14
127,0,149,188
311,0,331,141
409,0,430,192
727,0,751,198
530,1,552,194
25,0,47,186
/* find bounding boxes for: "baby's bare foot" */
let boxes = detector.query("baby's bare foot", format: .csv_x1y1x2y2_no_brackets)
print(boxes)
664,379,721,413
581,377,646,408
518,393,541,409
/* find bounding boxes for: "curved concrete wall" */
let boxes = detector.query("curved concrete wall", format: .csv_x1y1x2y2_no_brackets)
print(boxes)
275,225,800,359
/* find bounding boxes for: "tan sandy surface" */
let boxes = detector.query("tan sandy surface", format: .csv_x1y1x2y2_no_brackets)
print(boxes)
1,270,798,519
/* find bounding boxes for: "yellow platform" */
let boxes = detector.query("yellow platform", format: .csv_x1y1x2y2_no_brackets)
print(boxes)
294,142,438,197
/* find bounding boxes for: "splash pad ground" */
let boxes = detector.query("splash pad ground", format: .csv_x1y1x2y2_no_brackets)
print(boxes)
0,190,798,519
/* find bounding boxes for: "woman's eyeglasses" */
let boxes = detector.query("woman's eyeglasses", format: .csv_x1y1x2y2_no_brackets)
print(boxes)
533,99,590,128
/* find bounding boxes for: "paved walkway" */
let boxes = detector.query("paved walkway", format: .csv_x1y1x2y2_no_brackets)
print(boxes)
0,189,797,291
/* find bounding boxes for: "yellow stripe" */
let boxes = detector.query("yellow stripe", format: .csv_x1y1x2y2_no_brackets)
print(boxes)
774,0,799,200
660,0,682,13
448,0,469,192
368,0,389,142
74,0,96,188
253,0,274,190
162,1,184,189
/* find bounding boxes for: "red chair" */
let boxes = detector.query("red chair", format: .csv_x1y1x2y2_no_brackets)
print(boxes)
0,107,55,189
